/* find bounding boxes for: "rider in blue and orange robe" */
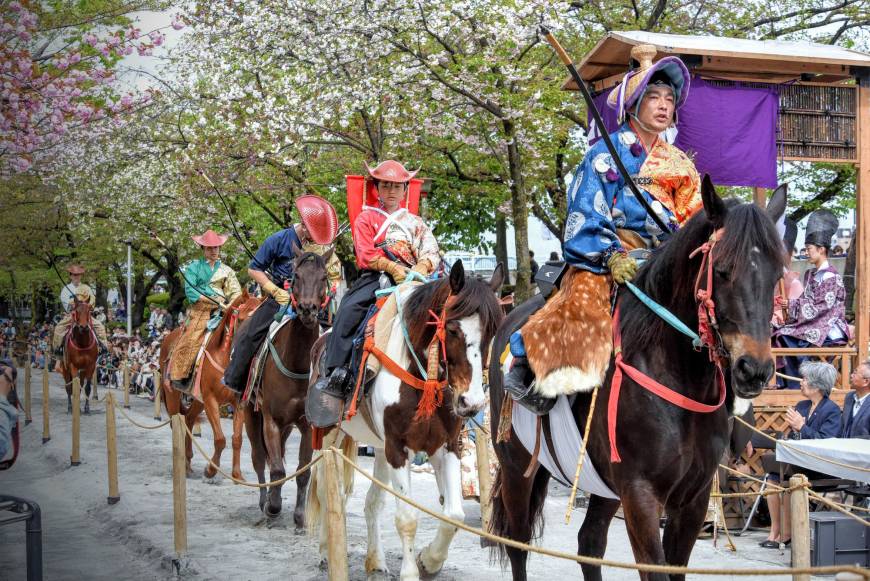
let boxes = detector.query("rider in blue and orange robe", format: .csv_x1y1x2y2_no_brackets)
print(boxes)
504,44,702,414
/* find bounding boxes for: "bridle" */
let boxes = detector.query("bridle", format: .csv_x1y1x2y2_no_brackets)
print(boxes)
67,300,96,352
608,228,728,462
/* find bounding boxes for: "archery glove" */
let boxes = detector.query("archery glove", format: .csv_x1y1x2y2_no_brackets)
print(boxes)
371,257,408,284
607,252,638,285
263,281,291,306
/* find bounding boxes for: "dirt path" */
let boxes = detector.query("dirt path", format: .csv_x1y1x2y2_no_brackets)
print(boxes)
1,368,799,580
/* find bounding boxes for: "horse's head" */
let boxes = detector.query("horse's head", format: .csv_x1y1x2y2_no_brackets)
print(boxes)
699,176,787,398
439,260,505,418
289,245,331,328
71,298,92,331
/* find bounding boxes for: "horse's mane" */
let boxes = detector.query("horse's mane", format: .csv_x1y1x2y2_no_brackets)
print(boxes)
621,199,785,354
403,276,503,362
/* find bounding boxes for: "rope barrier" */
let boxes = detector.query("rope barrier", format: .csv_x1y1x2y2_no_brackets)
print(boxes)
182,421,321,488
734,416,870,474
774,371,802,383
329,446,870,578
719,463,870,525
114,402,171,430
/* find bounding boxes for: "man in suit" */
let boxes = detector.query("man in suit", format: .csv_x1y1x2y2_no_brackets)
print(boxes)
842,359,870,439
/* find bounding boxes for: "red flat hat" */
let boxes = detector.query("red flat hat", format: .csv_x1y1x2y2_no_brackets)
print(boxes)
365,160,418,183
192,229,229,247
295,195,338,245
66,264,85,275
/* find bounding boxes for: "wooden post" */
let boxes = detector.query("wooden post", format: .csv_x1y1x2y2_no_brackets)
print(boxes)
153,383,162,420
105,392,120,504
474,428,494,534
789,474,810,581
41,367,50,444
70,377,81,466
23,354,32,425
855,72,870,363
841,352,851,391
323,450,349,581
122,359,130,409
753,186,767,209
171,414,188,556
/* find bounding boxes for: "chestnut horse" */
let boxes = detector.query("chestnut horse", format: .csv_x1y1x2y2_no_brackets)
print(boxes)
62,298,99,414
159,290,261,478
488,179,787,580
307,261,504,580
243,249,332,528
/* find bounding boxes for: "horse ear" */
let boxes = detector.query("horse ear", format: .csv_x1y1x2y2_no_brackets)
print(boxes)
489,262,505,292
701,174,727,228
449,259,465,294
321,246,335,265
766,183,788,224
291,241,302,259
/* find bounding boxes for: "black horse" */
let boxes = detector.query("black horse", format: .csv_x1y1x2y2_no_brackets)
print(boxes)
489,177,786,580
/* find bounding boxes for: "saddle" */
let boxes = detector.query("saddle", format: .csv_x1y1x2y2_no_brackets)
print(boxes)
242,311,308,406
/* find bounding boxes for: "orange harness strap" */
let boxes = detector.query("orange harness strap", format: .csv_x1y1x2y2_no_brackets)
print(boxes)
344,294,453,422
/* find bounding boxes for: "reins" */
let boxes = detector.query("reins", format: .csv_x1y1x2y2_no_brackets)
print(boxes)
608,228,728,462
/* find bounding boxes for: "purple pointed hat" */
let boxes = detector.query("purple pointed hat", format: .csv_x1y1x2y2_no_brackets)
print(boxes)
607,44,691,123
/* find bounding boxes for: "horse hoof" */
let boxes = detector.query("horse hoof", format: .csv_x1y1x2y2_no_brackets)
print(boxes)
263,502,282,518
367,570,389,581
416,551,442,578
318,559,328,572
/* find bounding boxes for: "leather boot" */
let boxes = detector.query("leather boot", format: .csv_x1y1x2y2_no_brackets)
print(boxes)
503,357,556,416
306,367,350,428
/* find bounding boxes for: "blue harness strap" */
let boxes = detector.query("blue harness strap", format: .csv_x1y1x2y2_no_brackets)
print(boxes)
624,281,702,348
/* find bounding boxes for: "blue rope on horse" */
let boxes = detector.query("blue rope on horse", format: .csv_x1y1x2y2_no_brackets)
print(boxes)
624,281,702,348
374,270,431,378
266,336,310,380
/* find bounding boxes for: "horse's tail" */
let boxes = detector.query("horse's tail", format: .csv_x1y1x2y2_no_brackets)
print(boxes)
305,430,356,538
489,462,551,567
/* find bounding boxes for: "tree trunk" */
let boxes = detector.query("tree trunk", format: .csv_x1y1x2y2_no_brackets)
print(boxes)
94,282,109,314
130,268,161,330
495,213,509,280
504,121,531,302
163,249,186,318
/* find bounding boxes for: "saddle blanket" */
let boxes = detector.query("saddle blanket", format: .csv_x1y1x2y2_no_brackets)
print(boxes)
512,394,618,499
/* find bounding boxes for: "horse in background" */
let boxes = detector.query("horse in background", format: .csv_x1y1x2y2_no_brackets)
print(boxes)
307,261,504,581
62,298,99,414
159,290,261,479
488,178,787,580
244,249,332,528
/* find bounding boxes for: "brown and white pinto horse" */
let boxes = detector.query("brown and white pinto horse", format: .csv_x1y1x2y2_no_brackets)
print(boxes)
243,249,332,528
307,260,504,581
488,179,787,580
62,298,99,414
158,290,262,479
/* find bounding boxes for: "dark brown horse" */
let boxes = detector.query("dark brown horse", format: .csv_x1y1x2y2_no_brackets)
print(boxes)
158,291,262,478
489,179,787,580
62,298,99,414
243,249,331,527
307,261,505,580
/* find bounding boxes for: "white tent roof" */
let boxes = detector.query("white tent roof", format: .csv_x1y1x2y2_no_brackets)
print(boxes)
613,31,870,66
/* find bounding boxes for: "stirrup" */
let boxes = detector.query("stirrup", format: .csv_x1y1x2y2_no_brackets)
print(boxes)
504,361,555,416
306,373,346,428
170,378,193,395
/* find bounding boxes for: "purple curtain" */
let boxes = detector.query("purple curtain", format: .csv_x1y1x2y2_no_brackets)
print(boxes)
588,76,779,189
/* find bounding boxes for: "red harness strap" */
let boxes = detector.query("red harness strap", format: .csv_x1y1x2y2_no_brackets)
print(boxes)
608,229,728,463
344,293,452,423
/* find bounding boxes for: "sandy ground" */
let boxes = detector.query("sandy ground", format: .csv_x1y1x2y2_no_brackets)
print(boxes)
0,368,813,580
